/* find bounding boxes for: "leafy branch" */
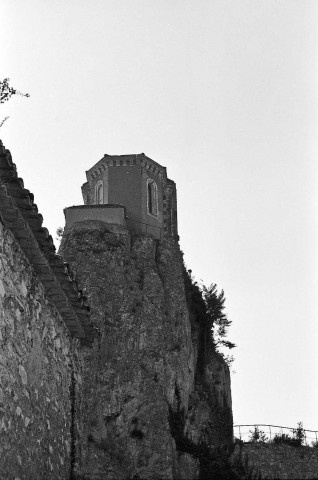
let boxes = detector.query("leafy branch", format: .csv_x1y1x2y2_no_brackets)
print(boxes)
0,78,30,128
183,267,236,370
202,283,236,351
0,78,29,104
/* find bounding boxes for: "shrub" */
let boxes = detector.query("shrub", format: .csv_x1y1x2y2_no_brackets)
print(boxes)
272,422,306,447
272,433,299,447
249,426,268,443
292,422,306,446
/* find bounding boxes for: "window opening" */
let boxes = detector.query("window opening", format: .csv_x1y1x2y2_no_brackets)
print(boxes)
96,182,103,204
147,180,158,216
148,182,153,213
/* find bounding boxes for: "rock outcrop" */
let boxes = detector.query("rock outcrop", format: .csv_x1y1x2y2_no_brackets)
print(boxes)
60,221,233,479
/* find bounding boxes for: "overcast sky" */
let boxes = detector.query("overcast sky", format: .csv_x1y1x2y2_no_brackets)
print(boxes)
2,0,318,434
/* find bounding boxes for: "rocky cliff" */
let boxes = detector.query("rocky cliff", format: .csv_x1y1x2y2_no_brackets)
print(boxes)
60,221,233,479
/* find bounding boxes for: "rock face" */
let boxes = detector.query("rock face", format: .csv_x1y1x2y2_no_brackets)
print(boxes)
61,221,233,479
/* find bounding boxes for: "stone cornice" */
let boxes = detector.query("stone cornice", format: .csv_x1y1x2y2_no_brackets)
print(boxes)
87,153,167,180
0,141,94,346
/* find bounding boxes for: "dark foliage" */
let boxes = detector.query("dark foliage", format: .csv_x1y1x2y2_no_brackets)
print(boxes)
250,422,307,448
202,284,236,351
248,426,268,443
183,267,236,373
272,433,302,447
0,78,29,127
0,78,29,104
183,269,210,375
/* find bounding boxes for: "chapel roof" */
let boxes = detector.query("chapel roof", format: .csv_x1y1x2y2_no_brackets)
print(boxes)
86,153,167,179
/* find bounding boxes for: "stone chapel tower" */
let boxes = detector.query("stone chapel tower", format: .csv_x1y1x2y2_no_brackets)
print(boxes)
64,153,178,240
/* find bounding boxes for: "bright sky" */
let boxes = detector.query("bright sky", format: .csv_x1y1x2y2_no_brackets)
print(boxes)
2,0,318,432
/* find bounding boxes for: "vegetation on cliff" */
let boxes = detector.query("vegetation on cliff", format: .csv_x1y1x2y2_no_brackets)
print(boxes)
183,267,236,374
180,266,264,479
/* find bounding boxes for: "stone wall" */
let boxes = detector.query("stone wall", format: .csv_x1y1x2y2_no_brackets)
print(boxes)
232,442,318,479
64,205,128,235
0,219,82,479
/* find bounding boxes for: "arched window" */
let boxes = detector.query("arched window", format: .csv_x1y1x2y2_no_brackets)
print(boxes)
96,181,103,204
147,179,158,216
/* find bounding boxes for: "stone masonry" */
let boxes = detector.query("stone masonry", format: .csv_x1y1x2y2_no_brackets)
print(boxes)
0,218,82,479
232,442,318,479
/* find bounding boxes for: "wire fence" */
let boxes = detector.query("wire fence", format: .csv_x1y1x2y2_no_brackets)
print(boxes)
234,424,318,447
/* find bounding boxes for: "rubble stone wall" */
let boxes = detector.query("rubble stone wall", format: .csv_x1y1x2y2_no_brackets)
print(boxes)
0,219,82,480
232,442,318,479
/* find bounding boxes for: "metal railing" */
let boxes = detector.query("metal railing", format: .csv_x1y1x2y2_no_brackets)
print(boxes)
234,424,318,446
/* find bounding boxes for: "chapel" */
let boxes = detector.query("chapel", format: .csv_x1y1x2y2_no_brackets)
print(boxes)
65,153,178,240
